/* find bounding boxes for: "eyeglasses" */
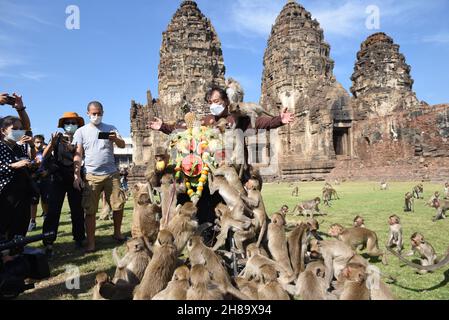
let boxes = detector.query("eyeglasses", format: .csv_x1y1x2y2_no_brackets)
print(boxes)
64,121,78,125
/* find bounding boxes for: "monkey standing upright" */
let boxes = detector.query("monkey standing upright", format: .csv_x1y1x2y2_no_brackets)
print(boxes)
240,178,269,248
404,192,414,212
267,213,295,282
386,215,403,253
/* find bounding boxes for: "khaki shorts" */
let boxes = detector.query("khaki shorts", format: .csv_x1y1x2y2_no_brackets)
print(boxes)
82,173,126,217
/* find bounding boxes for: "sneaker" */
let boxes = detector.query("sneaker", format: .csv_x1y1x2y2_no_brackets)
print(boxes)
28,221,37,232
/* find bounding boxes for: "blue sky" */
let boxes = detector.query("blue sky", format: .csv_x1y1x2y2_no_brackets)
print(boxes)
1,0,448,139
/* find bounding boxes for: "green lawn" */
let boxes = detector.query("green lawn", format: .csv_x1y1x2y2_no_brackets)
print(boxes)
20,181,449,300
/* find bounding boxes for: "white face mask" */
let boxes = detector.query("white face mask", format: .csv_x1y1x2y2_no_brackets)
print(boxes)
64,124,79,134
210,103,225,116
90,115,102,126
6,130,26,143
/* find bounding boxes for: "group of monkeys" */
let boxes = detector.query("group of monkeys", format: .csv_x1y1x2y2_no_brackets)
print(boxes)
399,182,449,222
91,165,449,300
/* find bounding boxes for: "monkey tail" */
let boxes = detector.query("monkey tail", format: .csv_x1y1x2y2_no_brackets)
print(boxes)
386,246,449,272
256,221,267,248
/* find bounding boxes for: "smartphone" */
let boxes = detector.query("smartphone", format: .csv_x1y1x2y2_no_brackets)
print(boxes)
5,95,16,106
25,130,33,137
98,132,111,140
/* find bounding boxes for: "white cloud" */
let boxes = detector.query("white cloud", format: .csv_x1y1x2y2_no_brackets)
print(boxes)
422,33,449,44
20,72,47,81
228,0,447,40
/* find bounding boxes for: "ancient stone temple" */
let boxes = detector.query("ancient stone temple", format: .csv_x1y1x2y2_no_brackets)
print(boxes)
130,0,449,183
260,0,351,180
158,0,225,118
130,0,226,180
351,32,421,119
331,33,449,181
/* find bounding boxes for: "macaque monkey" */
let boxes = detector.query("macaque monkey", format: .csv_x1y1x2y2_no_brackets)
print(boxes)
210,164,245,194
279,205,289,218
306,218,324,241
240,178,269,248
145,148,172,203
322,188,332,207
338,263,370,300
291,197,323,218
208,174,251,224
152,266,190,300
92,272,134,300
284,261,330,300
133,230,178,300
386,215,403,253
160,174,178,228
235,277,259,300
313,240,368,289
353,216,365,228
291,186,299,197
412,183,424,199
380,181,389,191
426,191,440,208
112,237,152,286
240,243,291,282
268,213,295,281
257,265,290,300
212,203,252,253
187,236,251,300
287,222,309,277
323,183,339,200
432,199,448,222
444,182,449,200
131,183,161,241
404,192,414,212
165,202,198,253
186,264,224,300
225,78,274,127
403,233,438,274
328,224,387,264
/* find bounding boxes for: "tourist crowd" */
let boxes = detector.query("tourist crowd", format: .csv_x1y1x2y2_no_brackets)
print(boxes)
0,93,128,258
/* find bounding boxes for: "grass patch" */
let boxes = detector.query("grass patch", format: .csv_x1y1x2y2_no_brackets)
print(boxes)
20,181,449,300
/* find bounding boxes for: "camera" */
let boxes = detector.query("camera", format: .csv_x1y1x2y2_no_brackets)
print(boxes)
0,232,54,299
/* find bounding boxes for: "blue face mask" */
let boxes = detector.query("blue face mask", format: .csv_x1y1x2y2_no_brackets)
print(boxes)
210,103,225,116
64,124,78,134
6,130,26,143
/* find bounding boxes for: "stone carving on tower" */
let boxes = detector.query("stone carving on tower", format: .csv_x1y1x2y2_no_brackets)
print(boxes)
351,32,421,119
260,0,351,179
158,0,226,119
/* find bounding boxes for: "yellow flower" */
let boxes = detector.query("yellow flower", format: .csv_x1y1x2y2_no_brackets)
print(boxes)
187,189,194,196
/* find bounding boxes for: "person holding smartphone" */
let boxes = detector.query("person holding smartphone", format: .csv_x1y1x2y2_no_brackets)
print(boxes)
0,116,34,240
41,112,87,257
0,93,31,133
73,101,126,253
